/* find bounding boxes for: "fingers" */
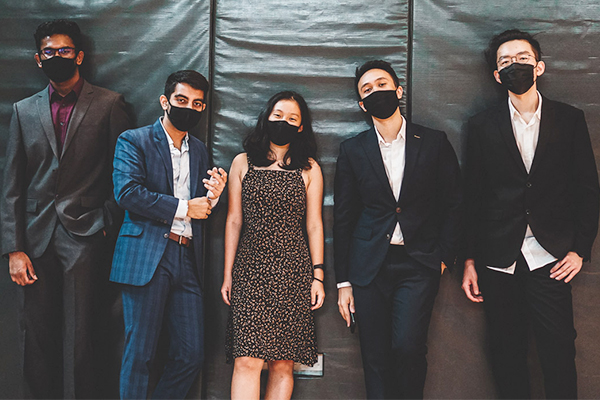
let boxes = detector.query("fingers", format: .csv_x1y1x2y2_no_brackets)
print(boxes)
550,258,566,274
462,280,483,303
563,268,581,283
551,263,581,282
337,290,353,327
9,253,37,286
338,302,350,327
311,286,325,310
221,285,231,305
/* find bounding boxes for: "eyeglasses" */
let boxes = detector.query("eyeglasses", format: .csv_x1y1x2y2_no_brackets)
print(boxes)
497,53,536,69
39,47,77,59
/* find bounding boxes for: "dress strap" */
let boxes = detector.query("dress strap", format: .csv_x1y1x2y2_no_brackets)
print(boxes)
247,156,254,170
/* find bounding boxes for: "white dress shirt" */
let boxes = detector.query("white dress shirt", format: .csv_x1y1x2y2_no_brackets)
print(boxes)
337,117,407,289
161,118,193,239
487,92,557,274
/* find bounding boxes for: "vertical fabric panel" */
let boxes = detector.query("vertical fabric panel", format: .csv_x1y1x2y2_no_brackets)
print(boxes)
204,1,409,398
0,1,211,397
412,2,600,398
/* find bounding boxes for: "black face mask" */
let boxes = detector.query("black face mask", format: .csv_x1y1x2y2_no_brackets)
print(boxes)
167,103,203,132
41,56,78,83
498,63,535,95
266,120,300,146
361,90,399,119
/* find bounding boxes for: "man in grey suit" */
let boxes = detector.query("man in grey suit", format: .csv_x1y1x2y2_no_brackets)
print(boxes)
1,19,131,398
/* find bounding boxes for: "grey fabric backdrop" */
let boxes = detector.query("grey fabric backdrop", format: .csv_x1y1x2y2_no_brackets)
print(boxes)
0,1,599,399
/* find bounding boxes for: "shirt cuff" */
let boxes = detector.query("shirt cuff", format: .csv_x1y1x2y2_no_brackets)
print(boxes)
337,281,352,289
209,195,220,208
174,199,188,220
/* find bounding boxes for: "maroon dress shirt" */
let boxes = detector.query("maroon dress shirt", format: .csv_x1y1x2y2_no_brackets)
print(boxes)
49,77,85,153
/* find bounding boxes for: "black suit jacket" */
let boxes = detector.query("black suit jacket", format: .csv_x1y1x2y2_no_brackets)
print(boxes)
464,96,600,268
333,122,463,286
1,80,132,259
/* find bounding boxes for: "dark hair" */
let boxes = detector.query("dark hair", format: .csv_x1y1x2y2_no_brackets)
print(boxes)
484,29,542,71
243,91,317,171
34,19,83,51
164,70,210,99
354,60,400,97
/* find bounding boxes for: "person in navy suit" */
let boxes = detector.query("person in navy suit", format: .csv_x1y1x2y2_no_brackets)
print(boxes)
334,60,462,399
110,70,227,399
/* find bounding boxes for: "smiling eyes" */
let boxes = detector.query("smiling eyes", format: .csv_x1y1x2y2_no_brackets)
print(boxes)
271,112,299,123
363,81,390,95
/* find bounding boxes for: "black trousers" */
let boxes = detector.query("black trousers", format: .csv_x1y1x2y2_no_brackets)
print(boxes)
480,255,577,399
18,222,107,399
353,245,441,399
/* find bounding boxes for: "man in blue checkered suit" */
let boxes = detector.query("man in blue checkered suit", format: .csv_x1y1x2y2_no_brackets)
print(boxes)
110,70,227,399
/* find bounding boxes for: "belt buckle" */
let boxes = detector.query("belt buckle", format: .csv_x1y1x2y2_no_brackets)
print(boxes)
178,235,183,245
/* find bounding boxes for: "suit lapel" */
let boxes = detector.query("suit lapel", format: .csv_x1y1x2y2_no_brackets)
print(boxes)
360,127,395,201
37,88,59,159
189,139,201,197
61,81,94,158
401,122,423,197
496,101,528,176
152,119,174,193
529,97,555,177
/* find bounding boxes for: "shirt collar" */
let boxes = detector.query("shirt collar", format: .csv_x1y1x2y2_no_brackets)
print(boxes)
160,117,189,150
48,76,85,102
375,115,406,146
508,90,542,124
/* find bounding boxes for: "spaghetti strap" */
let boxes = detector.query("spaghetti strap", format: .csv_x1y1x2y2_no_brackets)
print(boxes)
246,155,254,170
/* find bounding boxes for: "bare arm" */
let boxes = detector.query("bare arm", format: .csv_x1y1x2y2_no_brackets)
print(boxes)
221,154,247,305
304,160,325,310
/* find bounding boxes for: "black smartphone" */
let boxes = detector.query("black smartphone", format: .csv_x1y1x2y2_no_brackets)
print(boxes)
349,309,356,334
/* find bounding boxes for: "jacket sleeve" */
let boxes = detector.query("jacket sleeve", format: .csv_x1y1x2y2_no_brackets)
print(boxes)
113,131,179,225
103,94,133,237
569,109,600,261
1,103,27,257
436,132,463,268
462,117,485,262
333,141,362,283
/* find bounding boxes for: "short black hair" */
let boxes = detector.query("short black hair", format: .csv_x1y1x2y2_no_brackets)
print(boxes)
34,19,83,51
354,60,400,97
164,70,210,99
244,91,317,171
484,29,542,71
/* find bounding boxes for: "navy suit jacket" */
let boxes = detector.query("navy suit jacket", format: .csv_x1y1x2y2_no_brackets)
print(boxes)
110,118,210,286
464,96,599,268
333,122,462,286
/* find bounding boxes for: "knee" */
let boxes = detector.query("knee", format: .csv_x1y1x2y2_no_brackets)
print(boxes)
234,357,265,374
268,360,294,378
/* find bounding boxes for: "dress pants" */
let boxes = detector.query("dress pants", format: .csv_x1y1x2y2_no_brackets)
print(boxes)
480,255,577,399
120,239,204,400
353,245,441,399
18,222,104,399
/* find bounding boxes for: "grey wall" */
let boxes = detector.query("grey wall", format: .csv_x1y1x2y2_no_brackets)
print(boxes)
1,1,599,399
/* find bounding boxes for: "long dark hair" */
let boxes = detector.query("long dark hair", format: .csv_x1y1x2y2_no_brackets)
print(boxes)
243,91,317,170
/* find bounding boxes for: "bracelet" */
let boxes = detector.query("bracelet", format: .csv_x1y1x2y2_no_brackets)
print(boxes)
313,264,324,270
313,276,324,284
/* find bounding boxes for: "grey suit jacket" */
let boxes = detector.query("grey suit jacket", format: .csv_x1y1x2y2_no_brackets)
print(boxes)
1,80,132,259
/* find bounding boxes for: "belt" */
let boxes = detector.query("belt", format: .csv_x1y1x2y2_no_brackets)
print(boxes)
168,232,192,247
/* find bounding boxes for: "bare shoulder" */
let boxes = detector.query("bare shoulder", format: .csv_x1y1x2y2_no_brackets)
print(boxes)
307,158,322,174
231,153,249,180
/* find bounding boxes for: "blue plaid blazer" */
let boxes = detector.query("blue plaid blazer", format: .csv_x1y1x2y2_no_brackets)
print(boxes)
110,118,210,286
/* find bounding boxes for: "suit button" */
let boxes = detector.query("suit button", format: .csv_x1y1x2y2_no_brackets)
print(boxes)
386,233,391,240
395,207,402,214
163,233,169,239
526,182,532,188
55,194,59,199
525,209,531,215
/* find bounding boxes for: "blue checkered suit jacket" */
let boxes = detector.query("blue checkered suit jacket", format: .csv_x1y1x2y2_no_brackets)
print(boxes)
110,118,210,286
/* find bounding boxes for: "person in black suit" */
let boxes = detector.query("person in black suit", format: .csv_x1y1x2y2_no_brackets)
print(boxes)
1,20,132,398
334,60,462,399
461,29,600,399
